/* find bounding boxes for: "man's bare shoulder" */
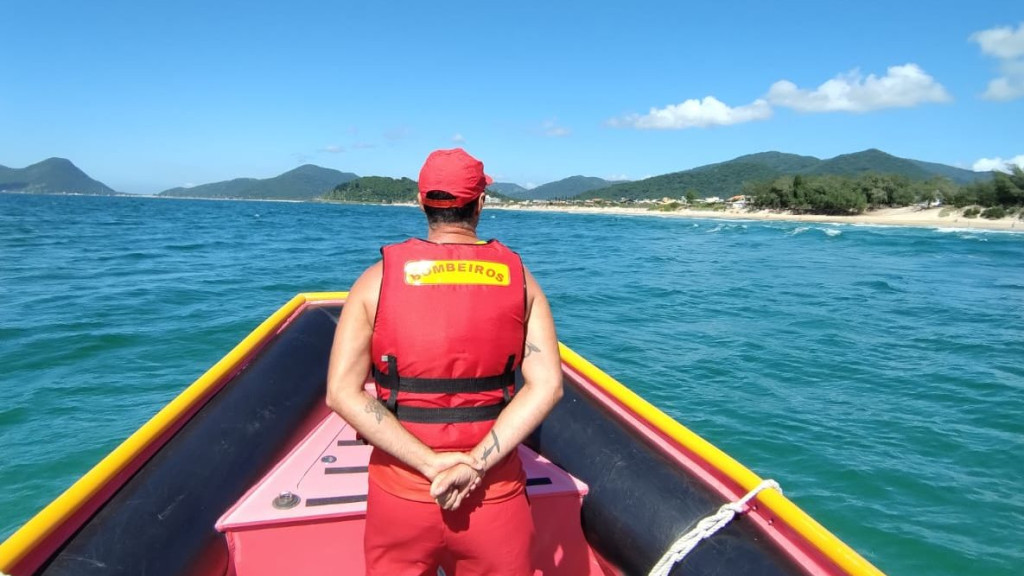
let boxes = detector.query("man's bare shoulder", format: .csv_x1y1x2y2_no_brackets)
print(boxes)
523,263,546,292
521,264,551,319
349,260,383,312
352,260,382,288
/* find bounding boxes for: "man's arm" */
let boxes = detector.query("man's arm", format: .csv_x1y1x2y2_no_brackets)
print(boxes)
446,266,563,480
325,262,477,481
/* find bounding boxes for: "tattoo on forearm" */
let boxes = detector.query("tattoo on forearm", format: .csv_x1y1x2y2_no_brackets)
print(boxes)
364,398,387,424
481,430,501,465
524,341,541,359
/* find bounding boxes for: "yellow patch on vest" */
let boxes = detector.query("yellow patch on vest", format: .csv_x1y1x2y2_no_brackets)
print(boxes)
403,260,510,286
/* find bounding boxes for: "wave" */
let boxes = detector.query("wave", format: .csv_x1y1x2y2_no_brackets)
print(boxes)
852,279,904,293
788,226,842,237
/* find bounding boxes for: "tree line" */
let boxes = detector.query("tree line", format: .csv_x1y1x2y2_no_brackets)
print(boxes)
323,176,418,203
744,168,1024,217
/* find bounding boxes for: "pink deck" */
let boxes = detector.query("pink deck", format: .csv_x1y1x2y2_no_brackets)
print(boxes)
216,412,372,530
216,405,610,575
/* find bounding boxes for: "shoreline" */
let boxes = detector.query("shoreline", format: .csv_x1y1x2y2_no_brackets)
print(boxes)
487,204,1024,232
10,192,1020,232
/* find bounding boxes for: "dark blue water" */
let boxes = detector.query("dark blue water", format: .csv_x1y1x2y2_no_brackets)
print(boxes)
1,194,1022,575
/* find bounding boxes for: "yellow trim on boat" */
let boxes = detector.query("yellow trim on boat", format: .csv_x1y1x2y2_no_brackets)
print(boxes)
297,291,350,303
0,293,332,572
557,342,884,576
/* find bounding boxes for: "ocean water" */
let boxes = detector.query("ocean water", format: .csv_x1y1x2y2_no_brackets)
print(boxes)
1,193,1022,575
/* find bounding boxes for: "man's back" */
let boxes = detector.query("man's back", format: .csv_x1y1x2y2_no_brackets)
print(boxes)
325,148,562,576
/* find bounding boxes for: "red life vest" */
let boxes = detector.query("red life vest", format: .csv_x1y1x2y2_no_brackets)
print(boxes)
371,238,526,451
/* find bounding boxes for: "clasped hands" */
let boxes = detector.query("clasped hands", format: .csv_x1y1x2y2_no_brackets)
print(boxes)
423,451,484,511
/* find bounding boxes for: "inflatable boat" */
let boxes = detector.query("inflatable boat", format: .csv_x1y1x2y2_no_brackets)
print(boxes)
0,293,885,576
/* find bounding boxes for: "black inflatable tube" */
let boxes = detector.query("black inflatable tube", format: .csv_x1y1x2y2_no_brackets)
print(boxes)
527,380,801,575
39,307,338,575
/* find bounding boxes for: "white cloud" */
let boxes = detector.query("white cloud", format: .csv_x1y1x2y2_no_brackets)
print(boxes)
542,119,571,137
322,145,344,154
383,126,412,142
609,63,950,131
452,133,466,144
971,24,1024,101
971,23,1024,59
983,73,1024,100
766,64,951,112
972,155,1024,172
610,96,772,129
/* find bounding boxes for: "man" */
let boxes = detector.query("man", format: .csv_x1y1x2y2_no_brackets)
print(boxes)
326,148,563,576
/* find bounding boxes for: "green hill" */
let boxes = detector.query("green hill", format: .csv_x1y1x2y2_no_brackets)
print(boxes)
159,165,358,200
804,149,933,179
579,162,784,201
579,149,991,201
0,158,117,195
488,182,529,197
729,151,823,173
324,176,516,204
907,158,988,185
324,176,418,203
520,176,620,200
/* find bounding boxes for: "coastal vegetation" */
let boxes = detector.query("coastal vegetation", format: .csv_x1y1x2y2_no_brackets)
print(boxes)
745,168,1024,216
323,176,418,203
323,176,515,204
649,201,724,213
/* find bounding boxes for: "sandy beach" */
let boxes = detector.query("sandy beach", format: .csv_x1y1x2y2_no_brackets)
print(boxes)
488,203,1024,232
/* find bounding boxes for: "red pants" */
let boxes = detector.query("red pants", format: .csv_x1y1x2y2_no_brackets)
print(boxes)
364,480,534,576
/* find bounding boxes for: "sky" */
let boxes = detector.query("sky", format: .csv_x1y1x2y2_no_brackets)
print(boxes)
2,0,1023,194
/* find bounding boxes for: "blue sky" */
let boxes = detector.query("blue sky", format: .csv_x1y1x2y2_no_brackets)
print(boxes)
2,0,1022,194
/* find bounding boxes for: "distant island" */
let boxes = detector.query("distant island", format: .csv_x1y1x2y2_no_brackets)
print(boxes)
508,176,628,200
4,149,1022,224
322,176,515,204
158,165,358,201
322,176,418,203
0,158,117,195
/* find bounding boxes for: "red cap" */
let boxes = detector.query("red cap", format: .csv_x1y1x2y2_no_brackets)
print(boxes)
418,148,493,208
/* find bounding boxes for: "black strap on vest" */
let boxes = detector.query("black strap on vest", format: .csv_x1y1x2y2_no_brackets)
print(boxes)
393,403,506,424
383,355,399,413
373,354,517,423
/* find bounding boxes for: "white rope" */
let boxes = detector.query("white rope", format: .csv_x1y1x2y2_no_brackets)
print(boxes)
648,479,782,576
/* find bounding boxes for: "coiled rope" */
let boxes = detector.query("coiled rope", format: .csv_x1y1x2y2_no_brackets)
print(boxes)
648,479,782,576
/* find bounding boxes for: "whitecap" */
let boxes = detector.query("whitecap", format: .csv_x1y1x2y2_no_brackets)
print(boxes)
935,227,1018,236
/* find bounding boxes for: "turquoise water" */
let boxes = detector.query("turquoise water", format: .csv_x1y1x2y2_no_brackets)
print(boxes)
1,193,1022,575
